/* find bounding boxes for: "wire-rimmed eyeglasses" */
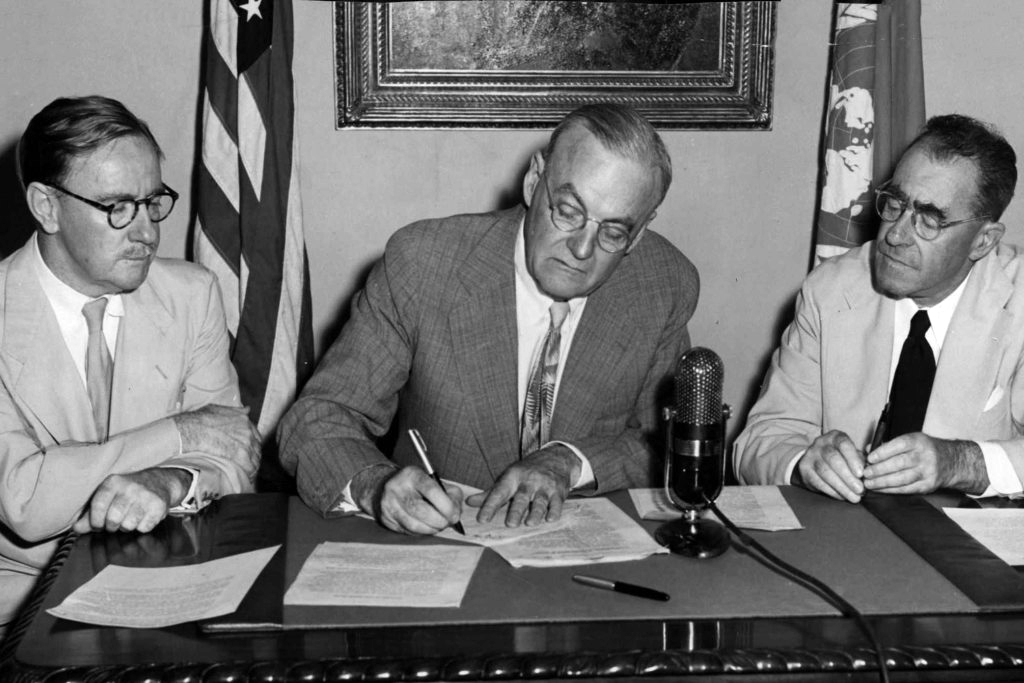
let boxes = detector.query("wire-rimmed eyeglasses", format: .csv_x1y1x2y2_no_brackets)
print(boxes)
543,175,639,254
874,186,988,241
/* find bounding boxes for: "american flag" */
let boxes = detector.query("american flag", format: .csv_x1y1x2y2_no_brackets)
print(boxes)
813,1,925,265
193,0,314,486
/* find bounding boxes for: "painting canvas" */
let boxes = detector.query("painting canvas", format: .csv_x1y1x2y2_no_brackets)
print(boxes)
336,1,776,129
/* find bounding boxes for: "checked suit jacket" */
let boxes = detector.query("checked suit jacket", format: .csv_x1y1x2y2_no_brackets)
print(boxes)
279,206,699,514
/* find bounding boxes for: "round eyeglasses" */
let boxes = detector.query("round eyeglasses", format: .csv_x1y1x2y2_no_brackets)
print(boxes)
49,183,179,230
874,187,988,241
543,176,637,254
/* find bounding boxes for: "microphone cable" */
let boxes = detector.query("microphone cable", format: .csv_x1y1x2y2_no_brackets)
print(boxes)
703,497,891,683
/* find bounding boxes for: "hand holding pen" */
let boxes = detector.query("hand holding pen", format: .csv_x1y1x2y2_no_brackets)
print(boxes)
409,429,466,535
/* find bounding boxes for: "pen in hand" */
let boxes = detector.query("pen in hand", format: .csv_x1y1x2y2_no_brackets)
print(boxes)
408,429,466,536
869,401,890,452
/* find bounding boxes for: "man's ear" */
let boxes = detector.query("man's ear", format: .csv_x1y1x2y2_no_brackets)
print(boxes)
522,151,544,208
26,182,61,235
969,219,1005,262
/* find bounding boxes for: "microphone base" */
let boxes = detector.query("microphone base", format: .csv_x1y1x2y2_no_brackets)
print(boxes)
655,514,729,559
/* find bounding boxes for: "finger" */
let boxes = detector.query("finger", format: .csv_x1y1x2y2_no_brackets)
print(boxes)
117,503,147,533
89,484,117,530
504,492,532,528
476,480,517,523
546,492,565,522
135,502,168,534
863,451,911,479
834,438,867,479
523,494,549,527
72,515,92,534
804,462,862,503
464,493,484,508
420,480,461,524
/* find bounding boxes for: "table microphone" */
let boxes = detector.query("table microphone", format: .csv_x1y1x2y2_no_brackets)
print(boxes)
655,346,730,558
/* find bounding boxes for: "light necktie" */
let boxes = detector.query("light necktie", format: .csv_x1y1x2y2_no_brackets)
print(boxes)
886,309,935,439
82,298,113,443
521,301,570,457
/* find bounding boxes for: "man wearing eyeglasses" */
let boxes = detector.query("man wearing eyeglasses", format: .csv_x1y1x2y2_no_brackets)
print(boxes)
735,114,1023,503
0,96,258,626
280,103,698,535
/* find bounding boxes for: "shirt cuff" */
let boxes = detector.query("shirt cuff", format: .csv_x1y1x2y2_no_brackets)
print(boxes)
166,465,201,512
331,463,399,514
546,440,594,490
784,449,806,485
970,441,1024,498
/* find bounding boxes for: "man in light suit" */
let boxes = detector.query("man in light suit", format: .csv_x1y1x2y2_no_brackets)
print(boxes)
735,114,1023,503
279,103,698,534
0,96,260,626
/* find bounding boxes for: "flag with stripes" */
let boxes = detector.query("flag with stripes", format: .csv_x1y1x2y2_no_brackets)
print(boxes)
813,1,925,264
193,0,314,483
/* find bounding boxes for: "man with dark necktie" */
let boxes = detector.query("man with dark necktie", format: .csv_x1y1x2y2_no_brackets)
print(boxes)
0,96,260,628
279,103,699,534
734,114,1023,503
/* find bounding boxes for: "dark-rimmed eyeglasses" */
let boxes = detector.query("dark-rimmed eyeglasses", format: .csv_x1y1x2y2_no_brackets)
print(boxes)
543,175,639,254
874,186,988,241
49,183,178,230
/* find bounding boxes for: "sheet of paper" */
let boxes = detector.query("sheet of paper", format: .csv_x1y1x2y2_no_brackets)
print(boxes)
284,542,483,607
47,545,280,628
628,486,803,531
944,508,1024,566
442,497,667,568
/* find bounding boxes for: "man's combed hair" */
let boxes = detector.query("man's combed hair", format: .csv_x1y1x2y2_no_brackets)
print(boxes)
911,114,1017,221
544,103,673,203
17,95,162,189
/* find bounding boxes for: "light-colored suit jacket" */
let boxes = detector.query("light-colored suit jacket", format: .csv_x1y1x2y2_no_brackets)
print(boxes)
734,241,1024,486
0,239,253,622
279,207,699,514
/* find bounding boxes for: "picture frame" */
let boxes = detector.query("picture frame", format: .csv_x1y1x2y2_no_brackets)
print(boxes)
334,1,777,130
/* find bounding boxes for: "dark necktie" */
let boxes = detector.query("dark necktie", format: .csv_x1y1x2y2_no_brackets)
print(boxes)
886,310,935,439
521,302,570,457
82,298,113,443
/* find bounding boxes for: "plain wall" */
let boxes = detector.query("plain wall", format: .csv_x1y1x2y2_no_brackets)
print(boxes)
2,0,1023,444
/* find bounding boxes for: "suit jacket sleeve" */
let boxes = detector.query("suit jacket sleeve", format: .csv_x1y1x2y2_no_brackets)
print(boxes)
0,266,251,544
733,276,827,485
278,233,414,515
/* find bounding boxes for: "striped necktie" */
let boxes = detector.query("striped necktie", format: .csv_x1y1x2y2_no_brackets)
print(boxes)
521,302,570,457
82,298,113,443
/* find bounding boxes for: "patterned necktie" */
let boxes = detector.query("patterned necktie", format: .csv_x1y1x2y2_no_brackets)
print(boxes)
521,302,570,457
886,310,935,439
82,298,113,443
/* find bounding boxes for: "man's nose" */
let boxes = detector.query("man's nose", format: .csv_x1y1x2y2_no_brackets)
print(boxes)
567,222,599,260
884,210,916,246
127,208,159,245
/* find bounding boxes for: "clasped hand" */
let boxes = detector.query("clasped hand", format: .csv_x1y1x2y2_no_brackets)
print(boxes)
796,429,986,502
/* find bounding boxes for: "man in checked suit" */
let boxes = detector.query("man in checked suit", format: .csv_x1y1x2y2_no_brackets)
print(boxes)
735,115,1024,503
0,96,259,627
280,103,698,535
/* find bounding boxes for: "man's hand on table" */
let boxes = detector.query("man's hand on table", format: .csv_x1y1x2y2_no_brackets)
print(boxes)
73,467,192,534
864,434,988,495
793,430,866,503
352,464,464,535
173,404,261,483
466,444,581,527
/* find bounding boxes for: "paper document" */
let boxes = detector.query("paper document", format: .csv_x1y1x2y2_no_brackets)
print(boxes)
629,486,803,531
47,545,279,628
285,542,483,607
944,508,1024,566
443,497,667,568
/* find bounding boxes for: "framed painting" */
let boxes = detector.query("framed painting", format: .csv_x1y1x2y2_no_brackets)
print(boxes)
335,1,777,129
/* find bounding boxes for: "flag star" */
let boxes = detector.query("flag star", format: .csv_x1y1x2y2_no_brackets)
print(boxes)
239,0,262,21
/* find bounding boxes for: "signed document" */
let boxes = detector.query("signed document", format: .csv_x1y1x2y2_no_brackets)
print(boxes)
629,486,803,531
441,496,667,568
285,542,484,607
47,545,280,628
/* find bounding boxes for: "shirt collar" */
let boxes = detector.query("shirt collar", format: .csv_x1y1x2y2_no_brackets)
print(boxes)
894,268,972,345
31,232,125,318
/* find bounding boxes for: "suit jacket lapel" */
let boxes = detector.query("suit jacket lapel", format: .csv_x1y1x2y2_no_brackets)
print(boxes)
449,210,522,478
0,245,95,443
926,254,1013,438
826,260,895,446
110,276,178,436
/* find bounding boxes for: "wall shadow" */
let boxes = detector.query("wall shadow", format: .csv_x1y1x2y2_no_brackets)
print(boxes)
0,138,35,259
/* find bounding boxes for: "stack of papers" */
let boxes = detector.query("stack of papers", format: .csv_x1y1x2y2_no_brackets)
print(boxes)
944,508,1024,566
628,486,803,531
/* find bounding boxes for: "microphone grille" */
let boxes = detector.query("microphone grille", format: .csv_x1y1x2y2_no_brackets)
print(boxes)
674,347,724,425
